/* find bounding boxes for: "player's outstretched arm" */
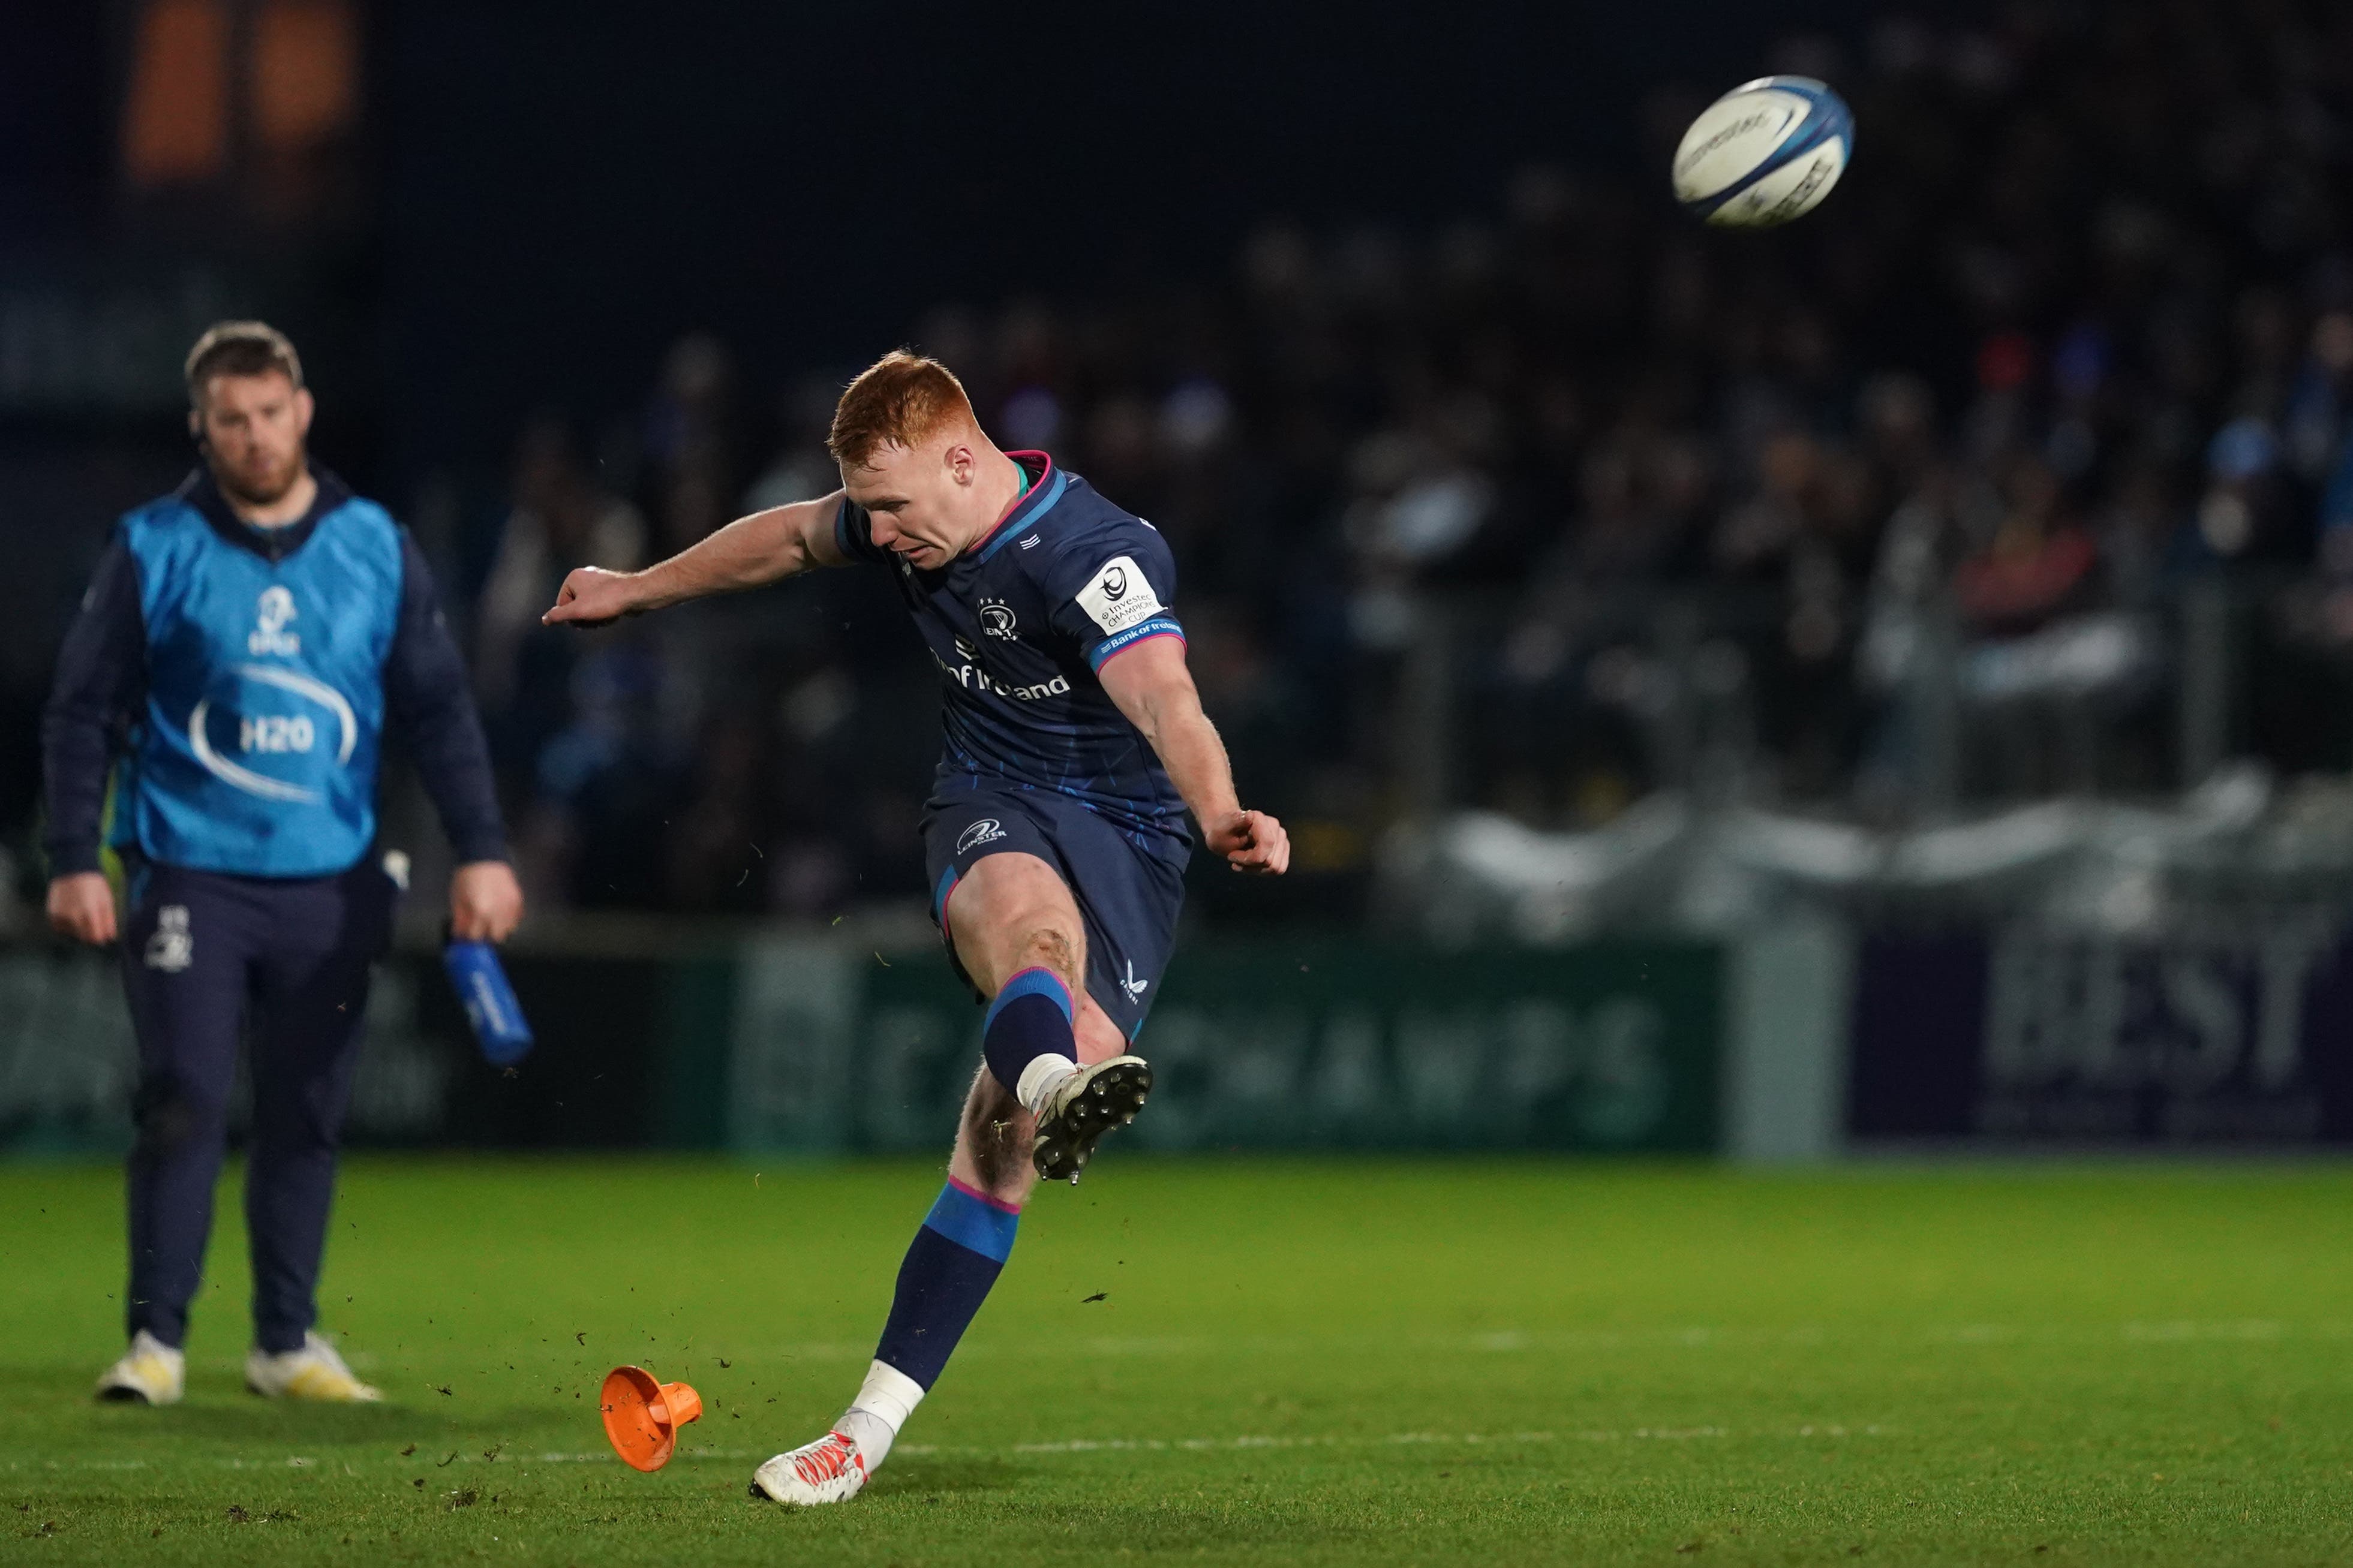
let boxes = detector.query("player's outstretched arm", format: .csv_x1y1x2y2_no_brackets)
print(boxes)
542,491,849,627
1099,637,1289,875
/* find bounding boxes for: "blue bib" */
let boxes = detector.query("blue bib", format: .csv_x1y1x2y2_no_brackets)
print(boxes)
115,492,403,877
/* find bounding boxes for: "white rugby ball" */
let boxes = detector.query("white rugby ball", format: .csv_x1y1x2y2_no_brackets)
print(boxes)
1672,76,1853,228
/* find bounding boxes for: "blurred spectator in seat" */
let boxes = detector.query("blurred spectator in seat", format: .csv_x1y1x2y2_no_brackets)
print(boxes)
2095,458,2191,609
2193,415,2291,566
1955,456,2160,793
476,414,645,715
1953,457,2097,634
521,637,687,910
745,376,850,513
2286,312,2353,493
667,706,771,913
644,333,744,555
1341,422,1498,653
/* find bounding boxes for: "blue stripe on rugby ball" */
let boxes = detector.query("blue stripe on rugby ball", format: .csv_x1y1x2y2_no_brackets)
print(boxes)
1679,76,1854,221
1682,77,1852,216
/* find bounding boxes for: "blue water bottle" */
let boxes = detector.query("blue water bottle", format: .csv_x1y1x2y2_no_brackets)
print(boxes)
444,939,534,1067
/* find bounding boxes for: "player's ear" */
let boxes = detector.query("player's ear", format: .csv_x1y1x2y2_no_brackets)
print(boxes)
292,386,315,437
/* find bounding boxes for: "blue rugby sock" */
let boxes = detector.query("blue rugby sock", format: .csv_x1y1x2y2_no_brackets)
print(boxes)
981,967,1078,1107
874,1178,1020,1390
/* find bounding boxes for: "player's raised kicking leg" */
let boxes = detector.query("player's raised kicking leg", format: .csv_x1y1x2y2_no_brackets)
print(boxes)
752,851,1136,1505
537,353,1288,1504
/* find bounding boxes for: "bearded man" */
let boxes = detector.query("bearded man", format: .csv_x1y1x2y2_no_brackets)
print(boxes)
43,321,522,1404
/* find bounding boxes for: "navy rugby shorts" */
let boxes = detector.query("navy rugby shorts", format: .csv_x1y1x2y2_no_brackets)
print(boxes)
922,788,1188,1042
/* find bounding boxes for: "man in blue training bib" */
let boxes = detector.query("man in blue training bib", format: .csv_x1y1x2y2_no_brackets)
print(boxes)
43,322,523,1407
546,351,1290,1505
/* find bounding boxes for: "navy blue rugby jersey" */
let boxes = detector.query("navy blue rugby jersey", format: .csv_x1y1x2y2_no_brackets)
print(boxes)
833,451,1191,853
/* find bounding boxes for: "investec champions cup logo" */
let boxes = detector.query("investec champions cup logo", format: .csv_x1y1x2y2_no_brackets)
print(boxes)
186,588,358,804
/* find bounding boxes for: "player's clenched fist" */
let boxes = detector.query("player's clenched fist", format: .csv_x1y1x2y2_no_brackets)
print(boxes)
1205,809,1290,875
542,566,642,628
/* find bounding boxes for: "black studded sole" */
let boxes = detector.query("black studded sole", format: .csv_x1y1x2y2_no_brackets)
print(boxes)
1032,1058,1153,1184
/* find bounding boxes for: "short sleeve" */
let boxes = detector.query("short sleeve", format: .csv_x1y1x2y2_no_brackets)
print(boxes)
833,496,892,565
1043,523,1186,671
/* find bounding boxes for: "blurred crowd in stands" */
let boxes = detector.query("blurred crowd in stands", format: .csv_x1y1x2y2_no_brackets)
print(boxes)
373,4,2353,918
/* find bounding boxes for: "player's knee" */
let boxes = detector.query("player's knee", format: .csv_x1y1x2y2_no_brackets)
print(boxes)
130,1078,226,1162
1013,923,1080,992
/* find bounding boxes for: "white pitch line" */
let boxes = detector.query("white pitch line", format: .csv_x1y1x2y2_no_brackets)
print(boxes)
164,1320,2348,1391
5,1425,1891,1475
722,1320,2353,1364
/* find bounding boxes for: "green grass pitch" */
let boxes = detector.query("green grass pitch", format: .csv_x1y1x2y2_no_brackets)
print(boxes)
5,1157,2351,1565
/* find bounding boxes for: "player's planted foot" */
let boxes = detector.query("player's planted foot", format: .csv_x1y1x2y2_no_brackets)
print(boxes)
750,1432,869,1506
1032,1054,1152,1184
94,1330,185,1405
245,1331,383,1401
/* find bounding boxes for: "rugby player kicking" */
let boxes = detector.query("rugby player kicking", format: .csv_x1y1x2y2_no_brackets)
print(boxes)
545,351,1288,1504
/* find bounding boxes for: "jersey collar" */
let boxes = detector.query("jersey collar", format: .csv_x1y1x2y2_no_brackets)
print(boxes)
182,463,353,564
964,450,1068,561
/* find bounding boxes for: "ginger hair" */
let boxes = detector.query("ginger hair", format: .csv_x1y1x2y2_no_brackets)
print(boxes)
827,351,979,470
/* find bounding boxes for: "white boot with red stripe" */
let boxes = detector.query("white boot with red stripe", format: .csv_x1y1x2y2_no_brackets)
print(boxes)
750,1431,869,1506
750,1361,922,1506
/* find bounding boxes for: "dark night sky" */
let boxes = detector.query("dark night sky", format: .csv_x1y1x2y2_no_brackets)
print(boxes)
3,1,1910,479
381,0,1891,474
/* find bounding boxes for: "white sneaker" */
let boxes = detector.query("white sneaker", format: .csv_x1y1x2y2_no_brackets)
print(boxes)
245,1332,383,1402
1031,1054,1153,1183
95,1330,185,1405
750,1431,869,1506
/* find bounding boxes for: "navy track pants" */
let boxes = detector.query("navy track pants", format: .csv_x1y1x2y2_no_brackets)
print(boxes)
118,858,395,1353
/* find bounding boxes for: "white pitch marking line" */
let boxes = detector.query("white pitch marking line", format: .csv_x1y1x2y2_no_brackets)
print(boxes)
6,1425,1892,1474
